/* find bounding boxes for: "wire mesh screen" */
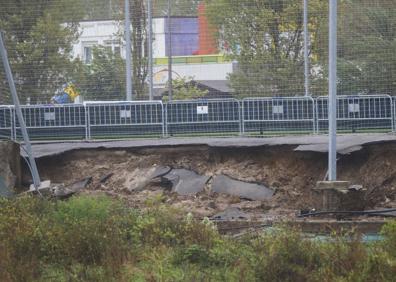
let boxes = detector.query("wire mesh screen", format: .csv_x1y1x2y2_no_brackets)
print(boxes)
14,105,87,140
316,95,394,133
165,99,240,136
86,101,164,139
0,106,13,140
242,97,316,136
1,0,396,140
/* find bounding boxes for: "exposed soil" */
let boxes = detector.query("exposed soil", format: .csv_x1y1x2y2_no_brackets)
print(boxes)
23,143,396,219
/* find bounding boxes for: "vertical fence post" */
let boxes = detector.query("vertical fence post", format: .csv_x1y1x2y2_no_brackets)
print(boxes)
167,0,173,101
0,31,41,189
240,100,245,136
303,0,310,97
147,0,153,100
328,0,338,181
125,0,133,101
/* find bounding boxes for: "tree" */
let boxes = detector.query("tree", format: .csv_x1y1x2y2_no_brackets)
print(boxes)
77,47,125,101
130,0,149,99
336,0,396,95
0,0,84,103
113,0,149,99
205,0,326,97
153,0,201,16
162,76,208,101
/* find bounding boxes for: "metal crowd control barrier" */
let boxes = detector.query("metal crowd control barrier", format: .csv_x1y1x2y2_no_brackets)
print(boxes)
0,106,14,140
165,99,241,136
316,95,394,133
393,97,396,133
85,101,164,139
14,104,86,140
242,97,316,135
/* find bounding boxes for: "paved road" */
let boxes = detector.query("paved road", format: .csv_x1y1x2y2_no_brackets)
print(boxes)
22,133,396,158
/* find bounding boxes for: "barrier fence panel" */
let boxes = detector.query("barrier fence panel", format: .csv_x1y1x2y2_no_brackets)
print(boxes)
86,101,164,139
242,97,316,135
0,106,14,140
393,97,396,132
316,95,394,133
14,104,86,140
165,99,241,136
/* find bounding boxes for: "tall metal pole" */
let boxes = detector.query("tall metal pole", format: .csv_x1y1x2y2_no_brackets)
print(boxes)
148,0,153,100
303,0,310,97
0,32,41,189
328,0,337,181
125,0,133,101
167,0,173,101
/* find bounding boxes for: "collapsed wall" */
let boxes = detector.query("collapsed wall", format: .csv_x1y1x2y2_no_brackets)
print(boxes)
0,141,21,196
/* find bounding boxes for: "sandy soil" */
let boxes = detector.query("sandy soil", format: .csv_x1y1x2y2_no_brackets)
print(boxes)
25,143,396,219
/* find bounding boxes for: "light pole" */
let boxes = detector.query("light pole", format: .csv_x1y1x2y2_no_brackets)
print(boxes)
328,0,337,180
147,0,153,100
303,0,310,97
167,0,173,101
125,0,132,101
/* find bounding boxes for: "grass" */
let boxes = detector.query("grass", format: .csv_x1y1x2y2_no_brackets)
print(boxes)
0,195,395,281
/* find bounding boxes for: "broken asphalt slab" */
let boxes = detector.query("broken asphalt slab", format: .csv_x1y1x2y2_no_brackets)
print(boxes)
162,169,210,196
23,134,396,158
127,166,172,192
211,207,250,221
212,174,274,201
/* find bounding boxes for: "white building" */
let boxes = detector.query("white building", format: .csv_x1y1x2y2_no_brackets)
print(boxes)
71,19,234,90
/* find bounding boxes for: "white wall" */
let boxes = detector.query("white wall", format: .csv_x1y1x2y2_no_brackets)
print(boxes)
153,63,234,87
71,20,121,61
71,19,167,61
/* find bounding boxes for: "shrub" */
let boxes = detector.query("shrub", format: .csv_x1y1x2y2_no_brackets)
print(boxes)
1,196,396,281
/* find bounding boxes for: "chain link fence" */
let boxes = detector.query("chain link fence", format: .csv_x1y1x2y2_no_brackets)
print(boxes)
1,0,395,141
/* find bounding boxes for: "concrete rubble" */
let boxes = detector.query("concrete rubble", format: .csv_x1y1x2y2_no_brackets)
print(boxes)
212,174,275,201
161,169,210,196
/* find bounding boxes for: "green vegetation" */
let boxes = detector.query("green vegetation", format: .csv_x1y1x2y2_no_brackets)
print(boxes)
77,47,126,101
0,195,396,281
205,0,396,97
2,0,395,102
162,77,208,101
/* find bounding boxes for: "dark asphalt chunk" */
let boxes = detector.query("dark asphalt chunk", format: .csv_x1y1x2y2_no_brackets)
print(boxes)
211,207,250,221
163,169,210,196
212,174,274,201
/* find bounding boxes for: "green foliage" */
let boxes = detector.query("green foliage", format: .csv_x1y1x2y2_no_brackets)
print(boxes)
381,220,396,258
0,0,85,103
205,0,326,97
163,77,208,101
154,0,201,16
77,47,125,101
0,195,396,281
336,0,396,95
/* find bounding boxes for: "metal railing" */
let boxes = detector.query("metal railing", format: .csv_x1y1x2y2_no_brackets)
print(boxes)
2,95,396,142
14,104,86,140
242,97,316,135
316,95,394,133
165,99,241,136
0,106,14,140
85,101,164,139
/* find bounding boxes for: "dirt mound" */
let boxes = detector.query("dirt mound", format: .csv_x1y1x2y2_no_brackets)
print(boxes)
24,143,396,218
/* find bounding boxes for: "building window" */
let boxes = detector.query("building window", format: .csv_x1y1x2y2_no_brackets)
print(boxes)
82,41,98,64
104,40,121,55
84,46,93,64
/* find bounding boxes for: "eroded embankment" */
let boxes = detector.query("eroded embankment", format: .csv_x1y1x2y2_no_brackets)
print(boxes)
23,143,396,218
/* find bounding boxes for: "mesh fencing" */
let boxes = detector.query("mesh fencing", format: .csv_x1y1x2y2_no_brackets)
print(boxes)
1,0,396,140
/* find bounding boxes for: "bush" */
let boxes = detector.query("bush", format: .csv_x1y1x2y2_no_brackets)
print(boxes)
0,195,396,281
